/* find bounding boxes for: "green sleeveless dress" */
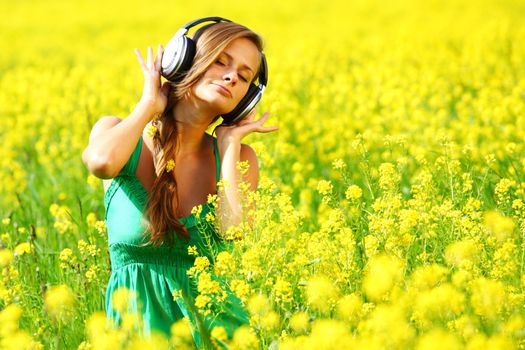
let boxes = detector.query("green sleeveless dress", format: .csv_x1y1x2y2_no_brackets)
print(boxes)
103,134,249,347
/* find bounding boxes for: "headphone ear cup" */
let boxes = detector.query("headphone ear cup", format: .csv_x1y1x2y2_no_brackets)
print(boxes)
161,36,196,82
221,84,262,125
176,38,196,80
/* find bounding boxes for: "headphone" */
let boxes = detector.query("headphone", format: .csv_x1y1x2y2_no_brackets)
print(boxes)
161,16,268,125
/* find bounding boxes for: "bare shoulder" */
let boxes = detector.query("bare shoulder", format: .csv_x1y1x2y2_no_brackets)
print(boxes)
87,116,123,192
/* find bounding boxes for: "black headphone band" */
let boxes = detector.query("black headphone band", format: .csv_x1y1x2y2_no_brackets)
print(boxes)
182,16,232,33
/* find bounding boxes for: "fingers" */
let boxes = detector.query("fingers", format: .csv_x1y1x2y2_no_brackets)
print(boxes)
240,111,279,133
255,112,278,132
134,48,146,70
155,44,163,72
257,125,280,133
147,46,153,70
135,45,164,74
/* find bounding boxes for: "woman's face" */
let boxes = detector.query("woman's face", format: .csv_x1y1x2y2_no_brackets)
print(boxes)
192,37,260,116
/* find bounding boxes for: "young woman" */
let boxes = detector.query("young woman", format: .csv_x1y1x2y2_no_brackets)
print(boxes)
82,17,278,346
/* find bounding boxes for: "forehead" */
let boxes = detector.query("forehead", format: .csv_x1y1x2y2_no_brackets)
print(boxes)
220,37,260,73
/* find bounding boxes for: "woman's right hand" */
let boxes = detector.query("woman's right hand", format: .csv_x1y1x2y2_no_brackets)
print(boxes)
134,44,171,117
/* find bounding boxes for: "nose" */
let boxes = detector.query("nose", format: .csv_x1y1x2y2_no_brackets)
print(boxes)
223,70,238,85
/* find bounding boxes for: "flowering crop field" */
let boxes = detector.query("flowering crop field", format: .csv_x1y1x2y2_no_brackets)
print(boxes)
2,0,525,348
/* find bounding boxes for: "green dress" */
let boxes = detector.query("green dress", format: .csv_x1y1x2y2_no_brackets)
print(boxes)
103,134,249,347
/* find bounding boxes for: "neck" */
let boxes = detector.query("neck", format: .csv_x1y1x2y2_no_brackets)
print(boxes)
171,94,216,155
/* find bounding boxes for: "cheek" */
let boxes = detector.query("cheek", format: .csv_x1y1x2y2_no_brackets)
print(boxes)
235,85,250,103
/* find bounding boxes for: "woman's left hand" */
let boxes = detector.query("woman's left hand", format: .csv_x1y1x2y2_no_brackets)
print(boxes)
215,109,279,143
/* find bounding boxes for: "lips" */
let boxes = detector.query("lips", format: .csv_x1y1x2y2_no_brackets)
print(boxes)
213,84,232,98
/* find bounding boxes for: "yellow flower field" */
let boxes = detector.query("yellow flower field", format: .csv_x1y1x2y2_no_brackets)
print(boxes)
1,0,525,348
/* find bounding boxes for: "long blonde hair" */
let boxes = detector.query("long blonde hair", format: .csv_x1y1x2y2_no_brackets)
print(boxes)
144,21,264,247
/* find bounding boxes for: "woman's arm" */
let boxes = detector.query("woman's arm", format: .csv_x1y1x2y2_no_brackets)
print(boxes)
82,44,170,179
216,138,259,231
82,102,157,179
215,111,277,235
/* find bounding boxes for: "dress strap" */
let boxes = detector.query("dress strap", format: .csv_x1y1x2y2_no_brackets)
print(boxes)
212,137,221,183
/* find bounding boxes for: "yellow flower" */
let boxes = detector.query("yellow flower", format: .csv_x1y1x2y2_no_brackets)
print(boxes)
191,204,202,217
483,210,515,243
211,325,228,344
194,256,210,272
0,249,13,267
444,239,478,270
2,218,11,225
413,284,465,326
1,232,11,244
236,160,250,175
416,329,461,350
273,278,293,304
207,194,218,204
363,254,404,301
332,158,346,170
172,289,183,301
187,245,198,256
197,271,220,294
14,242,31,256
0,303,23,334
410,264,449,291
86,212,97,227
289,312,310,333
85,265,100,282
87,174,100,190
231,325,259,350
470,277,506,318
44,284,75,321
231,280,250,301
360,304,414,348
170,317,193,348
345,184,363,200
378,162,400,192
215,251,235,276
77,340,91,350
59,248,77,269
247,294,271,317
316,180,333,196
60,248,72,261
336,294,363,324
194,294,211,312
94,221,107,235
205,212,215,223
85,311,108,338
260,311,279,331
306,319,353,349
306,275,338,313
146,124,158,138
165,159,175,173
363,234,379,258
111,287,135,314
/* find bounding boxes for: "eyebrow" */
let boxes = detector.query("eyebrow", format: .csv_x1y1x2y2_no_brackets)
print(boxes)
220,52,256,76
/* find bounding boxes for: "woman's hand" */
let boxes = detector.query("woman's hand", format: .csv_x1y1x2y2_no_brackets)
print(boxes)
134,44,171,117
215,109,279,144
